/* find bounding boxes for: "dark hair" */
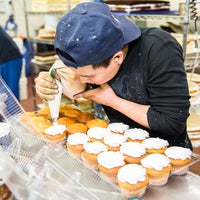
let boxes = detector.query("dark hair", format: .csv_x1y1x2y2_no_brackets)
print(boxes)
92,55,112,69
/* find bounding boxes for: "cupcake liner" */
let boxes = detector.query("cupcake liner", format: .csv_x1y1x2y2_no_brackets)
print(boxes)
148,173,170,187
171,165,189,176
119,185,147,198
81,153,98,170
99,171,118,183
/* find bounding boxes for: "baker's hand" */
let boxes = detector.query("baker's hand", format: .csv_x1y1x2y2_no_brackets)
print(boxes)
74,83,117,107
34,71,59,100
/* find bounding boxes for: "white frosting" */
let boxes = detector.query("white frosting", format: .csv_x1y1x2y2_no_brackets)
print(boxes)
124,128,149,140
97,151,125,169
107,122,129,133
45,124,66,136
120,142,146,157
165,146,192,160
0,122,10,137
87,127,111,140
141,153,170,171
117,164,147,184
142,137,169,149
83,141,107,154
67,133,89,145
103,133,126,147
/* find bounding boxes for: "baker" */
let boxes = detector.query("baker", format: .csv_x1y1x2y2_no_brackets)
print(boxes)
35,2,192,150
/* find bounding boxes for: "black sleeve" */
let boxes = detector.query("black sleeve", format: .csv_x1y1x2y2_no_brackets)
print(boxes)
146,30,190,136
0,26,22,64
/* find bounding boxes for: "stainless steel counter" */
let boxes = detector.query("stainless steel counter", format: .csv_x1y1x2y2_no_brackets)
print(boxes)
141,172,200,200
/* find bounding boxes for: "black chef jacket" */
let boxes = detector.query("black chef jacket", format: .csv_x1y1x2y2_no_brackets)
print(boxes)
102,27,192,149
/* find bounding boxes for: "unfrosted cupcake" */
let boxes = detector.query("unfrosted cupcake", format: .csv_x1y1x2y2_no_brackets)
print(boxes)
142,137,169,154
140,153,171,186
66,132,89,158
103,133,127,151
107,122,129,134
97,151,125,182
87,127,111,143
120,142,146,164
164,146,192,175
86,118,108,128
82,141,107,169
117,164,149,198
124,128,149,143
66,123,88,134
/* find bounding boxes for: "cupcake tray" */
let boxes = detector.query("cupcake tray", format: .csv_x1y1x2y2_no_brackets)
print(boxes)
1,77,200,200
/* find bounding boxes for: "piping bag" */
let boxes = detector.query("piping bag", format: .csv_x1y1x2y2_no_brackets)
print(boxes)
48,67,62,125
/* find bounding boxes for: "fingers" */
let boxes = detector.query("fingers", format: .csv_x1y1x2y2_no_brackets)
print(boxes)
34,72,59,100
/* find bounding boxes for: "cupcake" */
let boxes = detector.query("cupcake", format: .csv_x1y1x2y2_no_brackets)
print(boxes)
117,164,149,198
97,151,125,182
66,123,88,134
124,128,149,143
86,118,108,128
141,153,171,186
63,108,81,118
44,124,67,144
164,146,192,175
82,141,107,169
103,133,127,151
0,122,12,149
76,112,94,123
107,122,129,134
120,142,146,164
58,117,76,127
66,132,89,158
87,127,111,143
37,106,51,118
142,137,169,154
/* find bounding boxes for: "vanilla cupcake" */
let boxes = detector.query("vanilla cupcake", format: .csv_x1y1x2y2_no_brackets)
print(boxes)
87,127,111,143
82,141,107,169
164,146,192,175
141,153,171,186
120,142,146,164
117,164,149,198
44,124,67,145
103,133,127,151
107,122,129,134
97,151,125,182
142,137,169,154
66,133,89,158
125,128,149,143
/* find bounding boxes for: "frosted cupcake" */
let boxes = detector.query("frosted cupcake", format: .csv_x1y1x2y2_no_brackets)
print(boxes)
87,127,111,143
103,133,127,151
107,122,129,134
164,146,192,175
66,132,89,158
124,128,149,143
97,151,125,182
82,141,107,169
142,137,169,154
117,164,149,198
141,153,171,186
120,142,146,164
44,124,67,145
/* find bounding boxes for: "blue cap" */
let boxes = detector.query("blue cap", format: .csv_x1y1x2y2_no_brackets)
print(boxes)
55,2,141,68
